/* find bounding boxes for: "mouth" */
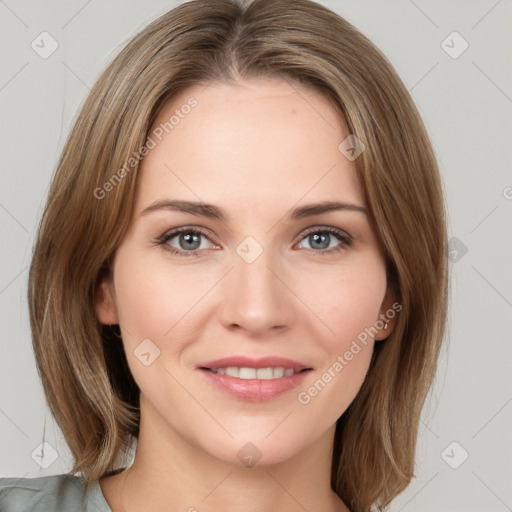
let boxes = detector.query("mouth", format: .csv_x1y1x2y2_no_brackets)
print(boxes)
198,355,313,373
201,366,309,379
196,356,313,401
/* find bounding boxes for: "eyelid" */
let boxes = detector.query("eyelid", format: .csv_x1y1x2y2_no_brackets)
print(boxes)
157,226,219,247
297,225,352,243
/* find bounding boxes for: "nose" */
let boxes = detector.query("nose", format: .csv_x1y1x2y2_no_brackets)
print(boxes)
216,246,295,337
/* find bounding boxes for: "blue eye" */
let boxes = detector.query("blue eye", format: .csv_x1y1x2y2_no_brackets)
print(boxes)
157,226,352,258
158,227,213,257
297,227,352,255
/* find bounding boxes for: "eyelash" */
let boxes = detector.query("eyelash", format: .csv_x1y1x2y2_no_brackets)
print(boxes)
155,226,352,258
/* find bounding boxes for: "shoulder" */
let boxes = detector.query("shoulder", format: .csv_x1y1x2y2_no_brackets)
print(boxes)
0,474,106,512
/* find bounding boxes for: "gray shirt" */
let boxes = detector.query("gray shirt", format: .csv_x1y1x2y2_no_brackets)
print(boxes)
0,474,112,511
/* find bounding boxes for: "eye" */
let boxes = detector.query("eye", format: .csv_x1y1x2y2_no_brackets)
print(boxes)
157,227,216,257
296,227,352,255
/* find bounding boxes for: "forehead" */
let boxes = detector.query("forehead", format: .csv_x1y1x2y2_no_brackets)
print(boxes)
136,78,365,214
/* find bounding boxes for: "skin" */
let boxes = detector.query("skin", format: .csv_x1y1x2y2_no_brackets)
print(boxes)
96,78,396,512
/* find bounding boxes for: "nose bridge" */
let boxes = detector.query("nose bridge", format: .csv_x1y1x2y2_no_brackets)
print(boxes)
218,240,293,334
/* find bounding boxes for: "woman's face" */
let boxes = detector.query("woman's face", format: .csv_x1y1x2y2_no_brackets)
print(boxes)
97,78,395,466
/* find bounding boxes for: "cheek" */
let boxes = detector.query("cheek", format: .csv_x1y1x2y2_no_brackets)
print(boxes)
113,253,205,340
295,255,387,347
111,254,195,405
292,258,385,414
111,252,220,388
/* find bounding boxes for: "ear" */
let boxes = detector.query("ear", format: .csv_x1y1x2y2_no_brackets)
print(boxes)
374,285,399,341
95,276,119,325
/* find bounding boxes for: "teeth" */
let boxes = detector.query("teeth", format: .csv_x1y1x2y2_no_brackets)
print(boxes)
239,367,256,379
256,367,274,379
211,366,299,379
225,367,239,377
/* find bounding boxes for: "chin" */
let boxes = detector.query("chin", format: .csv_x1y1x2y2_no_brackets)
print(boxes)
203,433,309,469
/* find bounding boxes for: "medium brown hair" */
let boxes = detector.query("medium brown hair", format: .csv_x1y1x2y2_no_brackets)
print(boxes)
28,0,449,510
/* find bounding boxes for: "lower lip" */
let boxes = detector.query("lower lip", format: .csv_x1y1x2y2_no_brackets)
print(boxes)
198,369,311,402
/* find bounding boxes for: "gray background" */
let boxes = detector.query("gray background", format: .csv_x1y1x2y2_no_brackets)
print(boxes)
1,0,511,510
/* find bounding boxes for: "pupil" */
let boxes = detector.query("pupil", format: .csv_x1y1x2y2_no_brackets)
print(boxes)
311,233,329,249
180,233,200,250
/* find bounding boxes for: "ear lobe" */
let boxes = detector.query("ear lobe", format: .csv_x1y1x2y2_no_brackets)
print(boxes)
95,277,119,325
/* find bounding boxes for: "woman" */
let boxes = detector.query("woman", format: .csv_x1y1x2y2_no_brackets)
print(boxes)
0,0,448,510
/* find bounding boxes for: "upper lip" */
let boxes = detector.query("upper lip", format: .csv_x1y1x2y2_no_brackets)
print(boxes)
198,356,313,372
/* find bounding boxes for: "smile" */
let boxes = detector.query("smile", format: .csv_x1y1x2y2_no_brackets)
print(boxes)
208,366,301,379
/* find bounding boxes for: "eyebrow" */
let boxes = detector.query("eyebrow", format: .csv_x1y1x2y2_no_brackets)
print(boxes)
141,199,368,221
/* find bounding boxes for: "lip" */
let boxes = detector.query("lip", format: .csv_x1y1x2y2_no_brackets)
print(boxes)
199,368,312,402
197,356,312,372
196,356,313,402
